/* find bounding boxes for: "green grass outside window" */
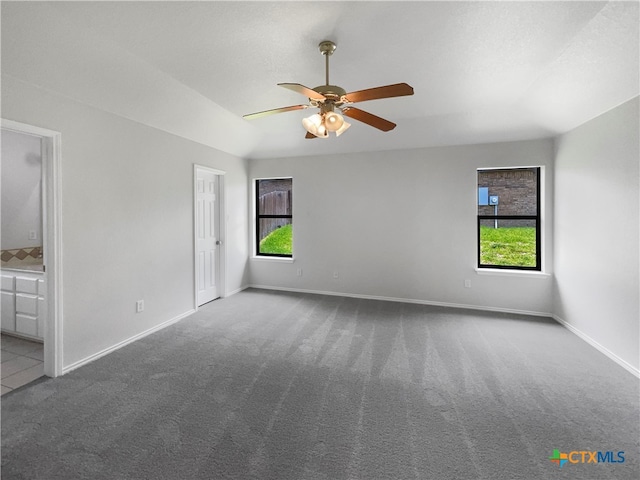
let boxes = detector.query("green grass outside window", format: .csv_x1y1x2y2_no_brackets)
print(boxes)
260,224,293,255
479,226,536,267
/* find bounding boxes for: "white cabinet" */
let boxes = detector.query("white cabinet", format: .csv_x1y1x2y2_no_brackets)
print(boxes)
1,290,16,330
0,270,44,341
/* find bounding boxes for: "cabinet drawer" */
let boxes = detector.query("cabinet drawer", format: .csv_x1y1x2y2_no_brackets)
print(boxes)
16,293,38,315
16,276,38,294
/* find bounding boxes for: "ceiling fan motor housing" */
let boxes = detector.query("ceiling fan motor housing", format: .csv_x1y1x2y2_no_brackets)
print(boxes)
311,85,347,106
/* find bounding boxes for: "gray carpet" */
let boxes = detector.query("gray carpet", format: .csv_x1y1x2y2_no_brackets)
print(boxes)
2,289,638,479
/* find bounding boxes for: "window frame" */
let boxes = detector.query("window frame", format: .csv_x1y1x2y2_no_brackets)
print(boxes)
255,177,293,258
477,167,541,271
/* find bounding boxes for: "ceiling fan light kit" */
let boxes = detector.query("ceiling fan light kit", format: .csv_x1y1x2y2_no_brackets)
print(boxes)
243,40,414,139
302,113,326,138
324,111,344,132
335,121,351,137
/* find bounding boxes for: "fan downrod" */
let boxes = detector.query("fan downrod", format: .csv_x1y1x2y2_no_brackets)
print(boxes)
317,40,338,92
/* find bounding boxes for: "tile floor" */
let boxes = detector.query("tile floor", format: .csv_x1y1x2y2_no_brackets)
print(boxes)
1,334,44,396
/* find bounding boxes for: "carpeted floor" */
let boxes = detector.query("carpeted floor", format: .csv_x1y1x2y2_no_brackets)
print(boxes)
2,289,638,479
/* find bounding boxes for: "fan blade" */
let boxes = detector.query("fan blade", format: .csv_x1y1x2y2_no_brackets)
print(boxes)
278,83,326,101
342,107,396,132
305,131,317,139
243,104,309,120
344,83,414,103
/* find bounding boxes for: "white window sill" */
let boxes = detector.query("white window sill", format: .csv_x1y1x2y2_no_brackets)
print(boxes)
251,256,295,263
475,268,551,278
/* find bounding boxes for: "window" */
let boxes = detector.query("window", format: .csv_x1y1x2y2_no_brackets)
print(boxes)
477,167,541,270
255,178,293,257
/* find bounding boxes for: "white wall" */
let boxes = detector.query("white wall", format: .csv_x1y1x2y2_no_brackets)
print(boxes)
249,139,554,315
2,75,249,368
1,129,42,249
554,97,639,373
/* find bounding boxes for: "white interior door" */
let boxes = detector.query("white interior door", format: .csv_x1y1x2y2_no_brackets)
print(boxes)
196,169,220,306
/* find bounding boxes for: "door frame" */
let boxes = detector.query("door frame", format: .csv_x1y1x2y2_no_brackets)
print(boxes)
1,119,63,377
193,165,226,309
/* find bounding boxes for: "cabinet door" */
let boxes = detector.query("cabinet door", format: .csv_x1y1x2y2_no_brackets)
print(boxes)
16,314,38,336
1,291,16,331
1,275,14,291
38,296,46,337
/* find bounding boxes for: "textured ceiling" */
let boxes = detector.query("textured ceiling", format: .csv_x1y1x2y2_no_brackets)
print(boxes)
3,1,639,159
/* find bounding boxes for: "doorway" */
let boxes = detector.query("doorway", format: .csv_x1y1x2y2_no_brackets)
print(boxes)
1,119,62,377
194,165,225,307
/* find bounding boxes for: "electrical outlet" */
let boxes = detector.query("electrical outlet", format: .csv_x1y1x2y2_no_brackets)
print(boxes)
297,268,302,277
464,279,471,288
28,230,37,240
333,271,339,279
136,300,144,313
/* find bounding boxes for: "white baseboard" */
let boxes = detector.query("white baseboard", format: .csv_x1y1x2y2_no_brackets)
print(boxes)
225,284,250,298
62,309,196,375
249,284,552,318
553,314,640,378
1,329,44,344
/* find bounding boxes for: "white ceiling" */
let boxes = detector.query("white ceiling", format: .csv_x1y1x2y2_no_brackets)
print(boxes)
4,1,639,159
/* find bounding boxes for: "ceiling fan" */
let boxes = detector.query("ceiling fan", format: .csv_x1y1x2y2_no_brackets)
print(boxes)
243,41,414,138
